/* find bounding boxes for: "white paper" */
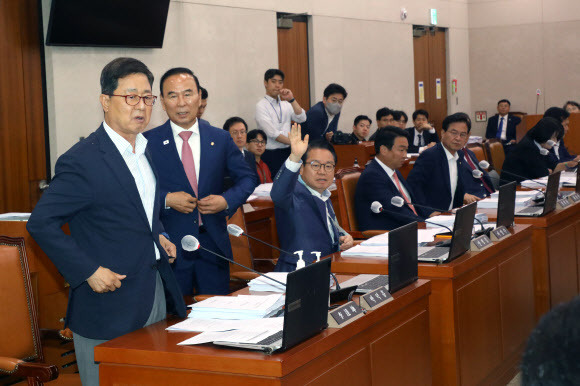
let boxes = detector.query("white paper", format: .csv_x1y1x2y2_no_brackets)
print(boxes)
168,317,284,333
0,212,30,221
251,183,273,197
341,244,389,258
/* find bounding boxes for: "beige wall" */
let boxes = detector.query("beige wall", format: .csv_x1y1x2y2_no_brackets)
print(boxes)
42,0,471,173
468,0,580,135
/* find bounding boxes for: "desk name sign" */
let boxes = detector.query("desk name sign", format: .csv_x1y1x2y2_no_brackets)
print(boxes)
490,226,510,242
470,234,493,251
557,198,572,210
567,193,580,204
328,301,365,328
360,287,393,311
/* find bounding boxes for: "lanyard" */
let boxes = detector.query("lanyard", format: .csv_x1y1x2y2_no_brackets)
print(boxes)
265,97,282,123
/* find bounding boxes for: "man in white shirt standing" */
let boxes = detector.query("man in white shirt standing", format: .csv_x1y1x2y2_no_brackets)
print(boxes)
255,68,306,176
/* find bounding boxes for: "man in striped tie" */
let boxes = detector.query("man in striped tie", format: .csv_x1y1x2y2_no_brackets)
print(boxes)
355,126,436,231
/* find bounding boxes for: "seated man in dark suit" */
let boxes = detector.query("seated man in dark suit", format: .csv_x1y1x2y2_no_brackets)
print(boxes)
459,146,495,198
406,109,439,153
301,83,347,142
485,99,521,150
355,127,433,231
408,112,476,211
271,124,354,271
346,115,372,143
369,107,396,140
223,117,259,190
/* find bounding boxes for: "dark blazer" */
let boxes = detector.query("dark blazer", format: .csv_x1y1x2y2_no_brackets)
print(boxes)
405,127,440,153
26,125,186,340
501,136,550,183
459,148,495,198
485,114,521,142
355,159,430,231
407,143,466,211
144,120,257,275
548,139,575,167
271,164,342,272
223,149,259,191
302,101,340,140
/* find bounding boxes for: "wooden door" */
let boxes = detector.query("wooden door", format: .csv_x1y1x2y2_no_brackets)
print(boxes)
413,27,448,135
277,15,310,110
0,0,48,213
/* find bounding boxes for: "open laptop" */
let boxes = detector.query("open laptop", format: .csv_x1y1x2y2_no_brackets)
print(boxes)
515,171,561,217
416,201,477,263
213,258,331,354
496,181,516,228
339,222,419,294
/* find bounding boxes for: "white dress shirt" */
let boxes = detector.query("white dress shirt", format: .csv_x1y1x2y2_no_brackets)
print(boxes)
498,115,508,140
103,121,161,260
442,145,459,210
170,119,201,181
255,95,306,150
374,158,412,200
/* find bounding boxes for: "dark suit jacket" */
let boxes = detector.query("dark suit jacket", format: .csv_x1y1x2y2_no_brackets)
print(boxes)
271,164,342,271
404,127,440,153
223,149,259,191
459,148,495,198
501,136,550,183
407,143,465,211
485,114,521,142
144,120,257,273
302,101,340,140
355,159,430,231
548,139,575,167
26,125,186,340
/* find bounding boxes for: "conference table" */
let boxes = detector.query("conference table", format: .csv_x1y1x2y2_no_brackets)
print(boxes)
95,278,432,385
332,224,535,386
480,196,580,319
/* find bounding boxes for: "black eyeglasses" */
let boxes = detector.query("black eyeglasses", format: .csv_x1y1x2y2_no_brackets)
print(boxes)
307,161,335,172
110,94,157,106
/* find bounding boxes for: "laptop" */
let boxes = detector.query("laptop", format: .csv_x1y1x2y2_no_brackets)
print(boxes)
339,222,419,294
496,181,516,228
417,201,477,263
213,258,331,354
515,172,561,217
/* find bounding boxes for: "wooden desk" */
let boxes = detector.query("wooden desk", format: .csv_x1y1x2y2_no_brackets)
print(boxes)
95,279,432,385
333,142,375,170
480,199,580,318
332,224,535,386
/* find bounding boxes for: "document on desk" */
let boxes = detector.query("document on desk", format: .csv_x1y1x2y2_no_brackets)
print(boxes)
341,244,389,258
360,227,449,247
178,328,280,346
477,192,537,209
188,294,285,320
248,272,288,292
168,316,284,333
251,183,273,197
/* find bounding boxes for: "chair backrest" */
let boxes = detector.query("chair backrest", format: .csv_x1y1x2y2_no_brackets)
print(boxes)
0,236,42,362
466,143,487,163
227,208,254,272
335,171,361,232
485,141,506,173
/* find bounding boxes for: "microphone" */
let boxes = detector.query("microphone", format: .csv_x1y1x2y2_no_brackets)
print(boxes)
371,201,453,234
227,225,348,297
181,234,286,287
389,197,489,235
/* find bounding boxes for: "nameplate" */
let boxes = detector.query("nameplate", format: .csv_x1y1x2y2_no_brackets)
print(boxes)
490,226,510,242
568,193,580,204
557,198,572,210
470,234,493,251
327,301,365,328
360,287,393,311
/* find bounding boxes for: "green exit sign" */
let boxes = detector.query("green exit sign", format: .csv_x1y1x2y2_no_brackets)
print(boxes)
430,9,438,25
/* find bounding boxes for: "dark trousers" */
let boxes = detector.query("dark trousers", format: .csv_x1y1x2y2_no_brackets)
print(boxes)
262,147,291,177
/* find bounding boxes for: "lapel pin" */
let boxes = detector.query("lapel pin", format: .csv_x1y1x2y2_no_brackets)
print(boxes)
163,140,169,145
211,142,215,146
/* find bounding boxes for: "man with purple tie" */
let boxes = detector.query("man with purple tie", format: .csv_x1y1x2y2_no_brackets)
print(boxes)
144,68,256,295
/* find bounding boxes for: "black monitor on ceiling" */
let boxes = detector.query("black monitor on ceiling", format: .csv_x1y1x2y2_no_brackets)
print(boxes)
46,0,171,48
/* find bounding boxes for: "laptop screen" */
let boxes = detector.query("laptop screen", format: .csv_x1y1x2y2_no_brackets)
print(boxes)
281,258,331,351
388,222,418,293
447,202,478,262
542,171,561,215
497,182,516,228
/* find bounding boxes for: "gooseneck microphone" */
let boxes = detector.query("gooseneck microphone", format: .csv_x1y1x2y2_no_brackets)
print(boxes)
371,201,454,234
181,235,286,287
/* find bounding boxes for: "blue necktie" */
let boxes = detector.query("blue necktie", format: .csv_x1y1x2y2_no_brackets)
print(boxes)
326,201,340,251
496,117,504,139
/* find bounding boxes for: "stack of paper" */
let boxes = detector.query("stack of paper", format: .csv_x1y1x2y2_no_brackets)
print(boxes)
340,244,388,258
247,272,288,293
0,213,30,221
168,316,284,333
477,191,538,209
178,328,282,346
188,294,284,320
426,213,488,230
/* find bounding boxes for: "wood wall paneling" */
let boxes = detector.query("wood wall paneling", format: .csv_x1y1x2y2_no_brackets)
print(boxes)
277,20,311,111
